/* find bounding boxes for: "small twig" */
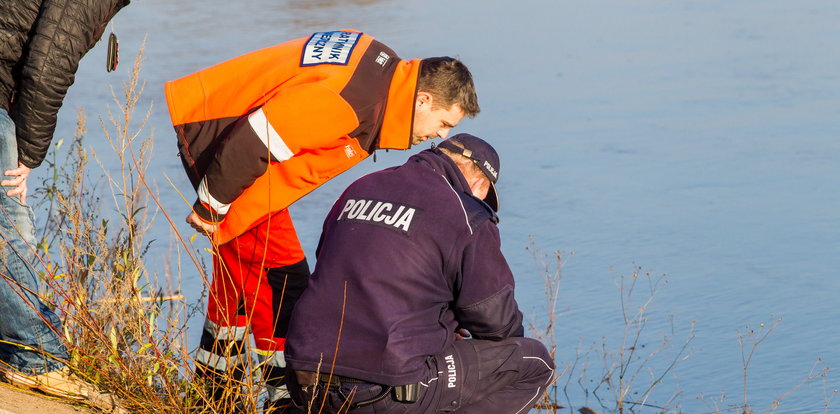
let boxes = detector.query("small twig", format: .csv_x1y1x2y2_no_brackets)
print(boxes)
96,294,185,304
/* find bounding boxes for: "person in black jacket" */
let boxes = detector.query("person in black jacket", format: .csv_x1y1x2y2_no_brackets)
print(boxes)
285,134,554,413
0,0,129,407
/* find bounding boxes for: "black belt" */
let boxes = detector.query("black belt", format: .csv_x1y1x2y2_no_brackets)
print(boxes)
293,370,419,406
294,370,368,387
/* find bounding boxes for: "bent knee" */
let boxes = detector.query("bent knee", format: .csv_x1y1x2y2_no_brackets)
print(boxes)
516,337,555,383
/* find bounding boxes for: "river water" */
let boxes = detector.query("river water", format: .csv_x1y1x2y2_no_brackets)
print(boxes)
42,0,839,412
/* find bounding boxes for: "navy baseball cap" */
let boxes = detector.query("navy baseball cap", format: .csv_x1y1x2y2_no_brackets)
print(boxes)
437,133,500,211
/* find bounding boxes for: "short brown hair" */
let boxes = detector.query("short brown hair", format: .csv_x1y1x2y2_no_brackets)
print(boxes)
417,57,480,118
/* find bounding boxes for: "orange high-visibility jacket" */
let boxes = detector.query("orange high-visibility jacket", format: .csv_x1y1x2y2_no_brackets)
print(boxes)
165,30,420,244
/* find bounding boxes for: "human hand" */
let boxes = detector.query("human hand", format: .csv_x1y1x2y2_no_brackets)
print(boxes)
1,163,31,204
186,211,218,236
455,328,471,341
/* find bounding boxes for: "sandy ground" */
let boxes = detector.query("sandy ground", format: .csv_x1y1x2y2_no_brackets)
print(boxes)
0,383,97,414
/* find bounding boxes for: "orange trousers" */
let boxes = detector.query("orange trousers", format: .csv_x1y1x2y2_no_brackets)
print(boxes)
197,209,310,376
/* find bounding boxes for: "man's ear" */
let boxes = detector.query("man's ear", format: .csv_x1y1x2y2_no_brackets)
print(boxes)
415,91,432,108
467,174,489,197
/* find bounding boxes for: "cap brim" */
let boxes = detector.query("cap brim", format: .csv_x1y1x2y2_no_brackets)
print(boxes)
485,181,499,212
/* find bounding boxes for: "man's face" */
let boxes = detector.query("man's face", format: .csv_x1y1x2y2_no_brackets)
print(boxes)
410,93,465,145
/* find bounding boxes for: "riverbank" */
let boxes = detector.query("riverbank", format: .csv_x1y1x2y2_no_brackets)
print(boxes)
0,384,96,414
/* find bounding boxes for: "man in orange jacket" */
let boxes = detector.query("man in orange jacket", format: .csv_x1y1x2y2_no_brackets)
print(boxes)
165,30,479,411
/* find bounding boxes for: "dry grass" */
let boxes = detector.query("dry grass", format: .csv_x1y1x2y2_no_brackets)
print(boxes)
32,44,204,413
525,242,694,414
524,244,835,414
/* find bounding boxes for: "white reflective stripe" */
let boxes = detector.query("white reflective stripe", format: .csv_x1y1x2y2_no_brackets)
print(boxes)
440,175,473,235
514,388,542,414
248,108,295,162
204,319,247,341
523,355,555,384
195,348,229,371
523,356,554,372
255,349,287,368
420,377,439,387
266,350,286,368
265,383,291,402
197,178,231,215
512,355,556,413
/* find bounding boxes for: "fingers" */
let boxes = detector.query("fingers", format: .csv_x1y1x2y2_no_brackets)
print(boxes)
1,173,26,187
4,165,29,177
3,179,27,204
196,222,217,236
454,328,471,341
185,213,217,236
2,165,28,190
189,222,211,236
6,185,24,197
4,184,27,204
0,163,30,204
203,222,218,235
2,165,29,203
186,214,204,233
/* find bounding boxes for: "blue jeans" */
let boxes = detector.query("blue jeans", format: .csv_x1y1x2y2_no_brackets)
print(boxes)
0,109,67,374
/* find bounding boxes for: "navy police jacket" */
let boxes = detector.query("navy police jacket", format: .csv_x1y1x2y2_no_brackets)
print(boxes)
285,149,524,386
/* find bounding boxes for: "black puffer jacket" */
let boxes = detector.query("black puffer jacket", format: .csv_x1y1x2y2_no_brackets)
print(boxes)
0,0,129,168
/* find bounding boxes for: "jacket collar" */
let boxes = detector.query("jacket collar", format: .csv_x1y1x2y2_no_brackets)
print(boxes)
378,59,421,150
412,149,472,194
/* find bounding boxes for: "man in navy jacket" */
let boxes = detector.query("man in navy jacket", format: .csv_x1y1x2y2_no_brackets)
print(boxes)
285,134,554,413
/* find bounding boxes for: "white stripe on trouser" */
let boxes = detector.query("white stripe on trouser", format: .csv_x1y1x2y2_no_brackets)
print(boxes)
257,350,289,402
523,355,555,383
255,349,286,368
195,320,248,371
196,348,234,371
197,178,231,215
514,355,555,414
248,108,295,162
266,383,291,402
514,389,542,414
204,319,248,341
